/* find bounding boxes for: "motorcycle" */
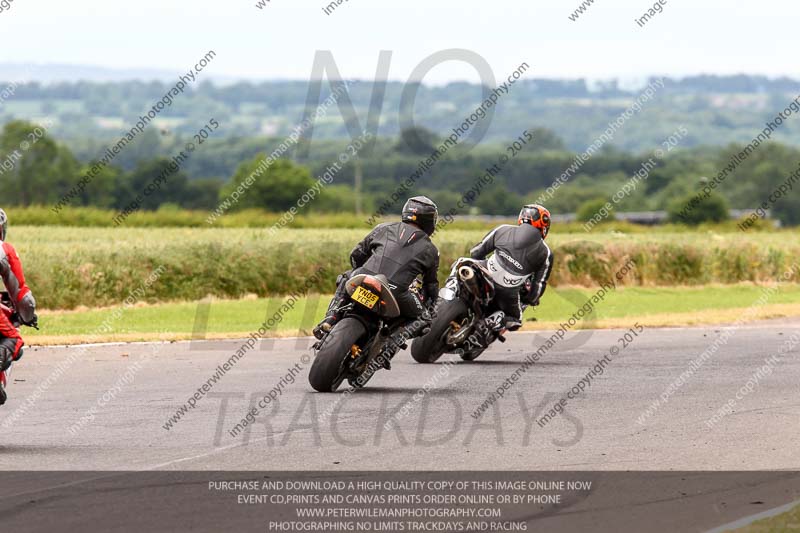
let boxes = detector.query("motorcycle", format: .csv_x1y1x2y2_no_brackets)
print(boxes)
0,290,37,406
411,257,520,364
309,274,427,392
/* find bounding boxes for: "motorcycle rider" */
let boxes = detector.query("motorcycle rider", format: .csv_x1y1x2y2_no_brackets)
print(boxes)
0,209,38,405
469,204,553,331
313,196,440,357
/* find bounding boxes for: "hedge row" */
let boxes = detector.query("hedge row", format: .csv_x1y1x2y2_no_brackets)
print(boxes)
21,228,800,309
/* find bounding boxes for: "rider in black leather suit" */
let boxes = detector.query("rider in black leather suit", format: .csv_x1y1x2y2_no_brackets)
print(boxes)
313,196,440,345
469,204,553,330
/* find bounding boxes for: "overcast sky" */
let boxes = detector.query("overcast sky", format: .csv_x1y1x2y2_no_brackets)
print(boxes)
1,0,797,84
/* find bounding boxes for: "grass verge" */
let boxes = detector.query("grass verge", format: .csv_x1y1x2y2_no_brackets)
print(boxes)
27,284,800,345
13,226,800,309
731,501,800,532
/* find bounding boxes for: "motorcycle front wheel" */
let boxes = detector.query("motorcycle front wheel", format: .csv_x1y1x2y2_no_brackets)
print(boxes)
410,298,469,364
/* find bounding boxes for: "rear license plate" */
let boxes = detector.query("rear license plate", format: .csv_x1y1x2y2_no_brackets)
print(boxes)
352,286,379,309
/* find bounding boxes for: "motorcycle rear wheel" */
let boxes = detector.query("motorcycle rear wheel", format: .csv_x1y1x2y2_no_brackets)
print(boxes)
309,318,366,392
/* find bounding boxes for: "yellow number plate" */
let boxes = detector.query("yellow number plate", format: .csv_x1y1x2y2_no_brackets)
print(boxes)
352,286,379,309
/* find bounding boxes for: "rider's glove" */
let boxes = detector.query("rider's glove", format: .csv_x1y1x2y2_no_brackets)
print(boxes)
8,311,39,329
335,270,353,286
11,312,38,329
519,279,536,305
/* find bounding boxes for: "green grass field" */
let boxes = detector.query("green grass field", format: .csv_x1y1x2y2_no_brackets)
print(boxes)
11,225,800,310
4,218,796,343
28,284,800,344
4,205,782,232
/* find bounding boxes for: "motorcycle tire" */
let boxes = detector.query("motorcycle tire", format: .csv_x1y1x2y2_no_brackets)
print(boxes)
410,298,469,364
309,318,366,392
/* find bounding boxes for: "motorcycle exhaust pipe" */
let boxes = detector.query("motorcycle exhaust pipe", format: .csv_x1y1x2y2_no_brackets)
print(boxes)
458,266,480,296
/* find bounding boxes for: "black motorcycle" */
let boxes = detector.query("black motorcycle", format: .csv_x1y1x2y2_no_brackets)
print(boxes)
411,258,517,364
309,274,425,392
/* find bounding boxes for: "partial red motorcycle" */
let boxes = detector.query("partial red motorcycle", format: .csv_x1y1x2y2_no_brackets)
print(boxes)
0,290,37,405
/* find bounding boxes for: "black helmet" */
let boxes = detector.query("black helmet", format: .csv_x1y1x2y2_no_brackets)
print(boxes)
401,196,438,236
0,209,7,241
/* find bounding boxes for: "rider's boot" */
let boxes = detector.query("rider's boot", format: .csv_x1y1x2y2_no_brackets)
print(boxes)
379,318,432,369
0,337,21,406
486,311,505,332
378,335,407,370
0,349,13,407
0,370,7,406
313,296,347,340
488,310,521,332
313,275,353,340
312,315,338,340
0,374,6,406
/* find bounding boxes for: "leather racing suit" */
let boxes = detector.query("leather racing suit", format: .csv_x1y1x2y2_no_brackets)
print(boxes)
326,221,440,331
0,241,36,372
469,224,553,329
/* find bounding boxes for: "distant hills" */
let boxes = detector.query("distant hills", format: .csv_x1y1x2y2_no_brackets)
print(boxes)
2,69,800,154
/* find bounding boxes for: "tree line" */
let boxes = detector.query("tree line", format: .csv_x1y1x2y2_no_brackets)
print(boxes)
1,120,798,225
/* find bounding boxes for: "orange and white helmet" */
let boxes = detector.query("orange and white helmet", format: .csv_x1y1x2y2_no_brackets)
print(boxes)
518,204,551,239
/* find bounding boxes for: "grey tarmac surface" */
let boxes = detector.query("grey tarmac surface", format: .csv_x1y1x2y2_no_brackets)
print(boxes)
0,322,799,532
1,322,798,471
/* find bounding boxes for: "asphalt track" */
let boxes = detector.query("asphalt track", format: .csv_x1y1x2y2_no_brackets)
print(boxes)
2,322,800,470
0,322,798,531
